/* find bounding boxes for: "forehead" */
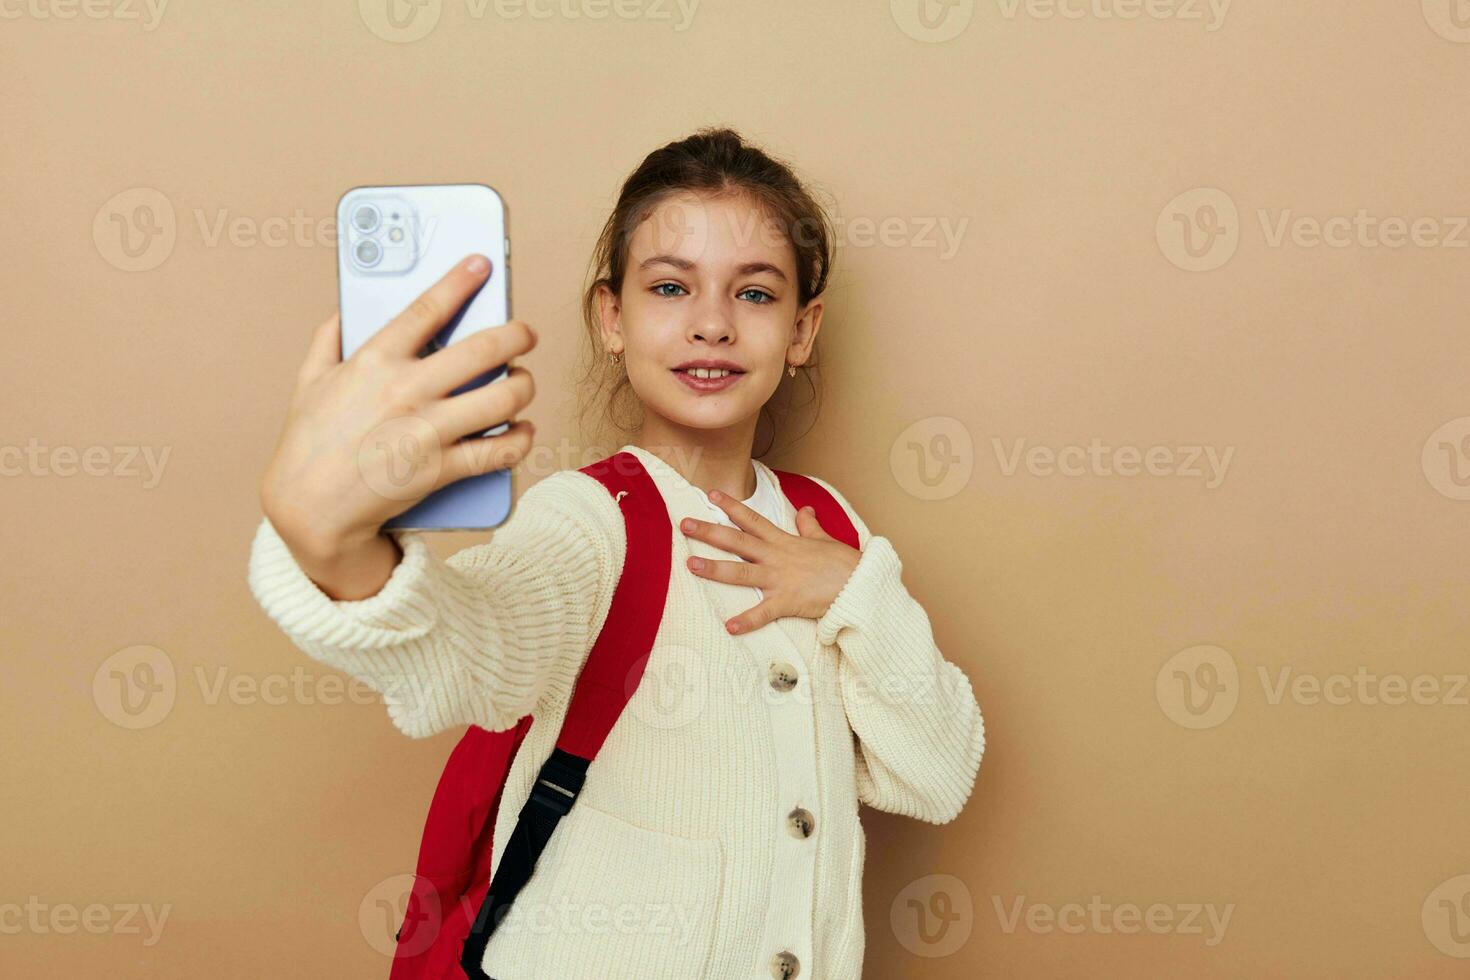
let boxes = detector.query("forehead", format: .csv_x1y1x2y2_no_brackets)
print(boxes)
628,190,795,272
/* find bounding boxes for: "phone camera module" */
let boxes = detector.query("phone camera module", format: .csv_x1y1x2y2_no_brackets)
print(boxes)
352,204,381,233
354,238,382,267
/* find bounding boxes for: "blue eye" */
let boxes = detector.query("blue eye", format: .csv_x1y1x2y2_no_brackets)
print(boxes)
738,288,775,304
652,282,687,297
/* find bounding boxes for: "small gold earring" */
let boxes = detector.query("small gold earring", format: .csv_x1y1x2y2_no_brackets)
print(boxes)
787,362,797,377
609,350,621,365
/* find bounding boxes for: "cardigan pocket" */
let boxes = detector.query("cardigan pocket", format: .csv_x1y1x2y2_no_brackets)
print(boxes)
482,800,724,980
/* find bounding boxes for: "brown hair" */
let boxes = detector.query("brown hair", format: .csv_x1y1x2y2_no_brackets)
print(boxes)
576,127,835,458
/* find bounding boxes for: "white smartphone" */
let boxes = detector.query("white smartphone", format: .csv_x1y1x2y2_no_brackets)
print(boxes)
336,183,514,531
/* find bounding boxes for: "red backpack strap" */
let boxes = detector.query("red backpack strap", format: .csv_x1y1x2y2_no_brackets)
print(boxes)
770,469,861,551
458,451,670,977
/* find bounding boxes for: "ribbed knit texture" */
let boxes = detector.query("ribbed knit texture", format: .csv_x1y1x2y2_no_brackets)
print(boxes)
246,446,985,979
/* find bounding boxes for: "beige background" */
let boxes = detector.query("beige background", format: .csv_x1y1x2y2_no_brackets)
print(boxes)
4,1,1470,976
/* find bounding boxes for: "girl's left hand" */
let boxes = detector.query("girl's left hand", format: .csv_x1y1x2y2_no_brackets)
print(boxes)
681,489,861,635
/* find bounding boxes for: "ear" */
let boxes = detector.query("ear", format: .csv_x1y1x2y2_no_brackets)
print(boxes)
596,282,624,356
787,296,823,369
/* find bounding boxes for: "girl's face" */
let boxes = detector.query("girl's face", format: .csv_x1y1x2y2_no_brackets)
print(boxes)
598,191,822,437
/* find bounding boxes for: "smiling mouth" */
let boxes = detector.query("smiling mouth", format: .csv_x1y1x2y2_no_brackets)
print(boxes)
672,367,745,391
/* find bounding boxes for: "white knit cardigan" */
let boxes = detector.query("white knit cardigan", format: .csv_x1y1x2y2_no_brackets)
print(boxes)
246,443,986,979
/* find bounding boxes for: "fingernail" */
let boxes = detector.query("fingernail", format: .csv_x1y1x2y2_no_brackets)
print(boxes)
465,255,488,275
688,557,704,570
708,489,721,502
727,620,741,634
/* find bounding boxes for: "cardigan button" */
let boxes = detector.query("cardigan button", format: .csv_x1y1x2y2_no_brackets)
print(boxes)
768,661,798,693
786,807,815,839
769,950,800,978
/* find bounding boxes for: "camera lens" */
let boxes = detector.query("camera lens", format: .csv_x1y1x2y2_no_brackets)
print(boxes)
352,204,381,233
355,239,382,267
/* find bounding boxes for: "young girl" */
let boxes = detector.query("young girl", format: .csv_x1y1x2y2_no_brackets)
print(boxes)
249,128,984,980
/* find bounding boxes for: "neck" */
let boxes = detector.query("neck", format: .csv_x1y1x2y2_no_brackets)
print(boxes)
632,422,758,500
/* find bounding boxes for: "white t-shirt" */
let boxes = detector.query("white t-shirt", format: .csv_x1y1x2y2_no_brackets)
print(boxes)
695,460,783,599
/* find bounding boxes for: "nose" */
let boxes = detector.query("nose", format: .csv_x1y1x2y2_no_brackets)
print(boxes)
689,291,735,345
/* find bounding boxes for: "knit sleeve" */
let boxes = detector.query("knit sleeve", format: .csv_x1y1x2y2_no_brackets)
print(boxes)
805,475,986,825
245,469,625,739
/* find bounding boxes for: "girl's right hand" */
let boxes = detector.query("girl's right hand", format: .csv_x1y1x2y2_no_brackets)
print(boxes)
259,254,537,594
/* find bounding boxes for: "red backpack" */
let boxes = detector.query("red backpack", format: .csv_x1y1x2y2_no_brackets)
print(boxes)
387,450,860,980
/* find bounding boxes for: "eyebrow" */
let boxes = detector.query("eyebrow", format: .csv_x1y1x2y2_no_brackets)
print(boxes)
639,254,789,283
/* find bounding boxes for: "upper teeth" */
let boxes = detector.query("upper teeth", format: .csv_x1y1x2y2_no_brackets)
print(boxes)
684,367,733,378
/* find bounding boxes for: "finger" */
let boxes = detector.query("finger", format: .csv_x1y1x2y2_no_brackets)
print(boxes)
439,418,536,485
428,366,535,442
794,505,830,539
297,312,342,387
680,516,763,560
726,600,779,636
414,320,536,397
365,253,493,360
685,555,765,588
707,489,781,540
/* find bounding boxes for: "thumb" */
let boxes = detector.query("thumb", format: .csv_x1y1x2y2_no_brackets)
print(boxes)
795,505,828,538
